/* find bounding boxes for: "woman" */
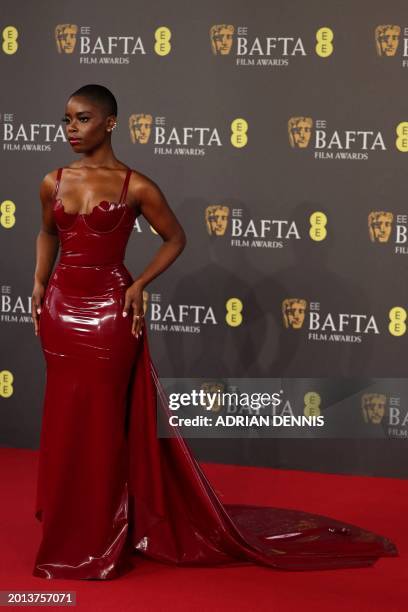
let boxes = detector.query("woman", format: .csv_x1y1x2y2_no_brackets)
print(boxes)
32,84,398,580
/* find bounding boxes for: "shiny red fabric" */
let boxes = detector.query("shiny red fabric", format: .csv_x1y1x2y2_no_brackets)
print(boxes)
33,167,398,579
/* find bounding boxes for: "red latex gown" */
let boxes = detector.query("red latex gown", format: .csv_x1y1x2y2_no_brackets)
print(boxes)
33,167,398,579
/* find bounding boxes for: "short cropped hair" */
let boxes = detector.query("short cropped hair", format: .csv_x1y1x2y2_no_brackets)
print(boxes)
69,84,118,117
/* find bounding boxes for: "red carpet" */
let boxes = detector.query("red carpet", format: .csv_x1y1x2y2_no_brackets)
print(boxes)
0,448,405,611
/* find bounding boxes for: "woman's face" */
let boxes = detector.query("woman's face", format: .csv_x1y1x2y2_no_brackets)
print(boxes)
62,96,114,152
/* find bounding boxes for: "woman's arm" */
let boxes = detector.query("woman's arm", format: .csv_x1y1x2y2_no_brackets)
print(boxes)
32,171,60,336
123,173,187,337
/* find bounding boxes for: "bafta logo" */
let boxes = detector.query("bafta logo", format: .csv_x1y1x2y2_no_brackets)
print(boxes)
282,298,307,329
129,114,153,144
55,24,78,54
361,393,386,424
205,205,229,236
200,382,225,412
288,117,313,148
368,211,393,243
375,25,401,56
210,25,234,55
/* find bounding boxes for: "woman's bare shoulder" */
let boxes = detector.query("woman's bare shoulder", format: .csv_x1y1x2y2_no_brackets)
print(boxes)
41,167,61,185
39,168,61,202
127,167,163,194
127,168,173,217
128,167,155,183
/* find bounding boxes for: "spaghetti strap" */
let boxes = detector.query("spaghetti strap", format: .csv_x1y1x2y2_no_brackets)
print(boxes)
118,167,132,203
53,167,63,201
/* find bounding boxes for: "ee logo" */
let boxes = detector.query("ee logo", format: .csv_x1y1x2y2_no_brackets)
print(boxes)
304,392,321,417
0,371,14,398
231,118,248,148
226,297,243,327
2,26,18,54
309,211,327,241
1,200,16,228
389,307,406,336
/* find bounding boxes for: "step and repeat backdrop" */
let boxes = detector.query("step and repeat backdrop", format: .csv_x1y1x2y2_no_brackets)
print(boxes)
1,1,408,477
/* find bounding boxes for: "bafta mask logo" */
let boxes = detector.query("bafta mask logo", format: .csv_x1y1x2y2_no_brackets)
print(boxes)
129,114,153,144
282,298,307,329
210,25,234,55
368,211,393,243
375,25,401,57
200,382,225,412
288,117,313,148
55,24,78,54
361,393,386,424
205,205,229,236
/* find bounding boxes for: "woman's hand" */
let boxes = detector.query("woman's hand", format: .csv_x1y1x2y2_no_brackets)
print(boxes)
32,281,46,336
122,282,145,338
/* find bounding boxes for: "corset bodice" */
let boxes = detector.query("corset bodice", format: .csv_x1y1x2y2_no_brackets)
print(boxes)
52,167,137,266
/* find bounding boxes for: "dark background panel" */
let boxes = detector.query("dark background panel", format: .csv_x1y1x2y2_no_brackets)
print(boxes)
1,0,407,477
